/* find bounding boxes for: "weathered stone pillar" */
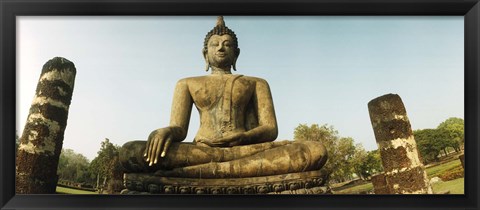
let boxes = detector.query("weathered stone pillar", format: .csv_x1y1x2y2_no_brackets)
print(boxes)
459,154,465,168
371,174,390,194
16,57,76,194
368,94,432,194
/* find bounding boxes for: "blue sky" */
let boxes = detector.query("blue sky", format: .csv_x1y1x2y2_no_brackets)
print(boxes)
16,16,464,161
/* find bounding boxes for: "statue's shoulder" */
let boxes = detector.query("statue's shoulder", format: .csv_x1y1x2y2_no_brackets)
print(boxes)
241,75,270,85
176,76,208,85
177,75,270,85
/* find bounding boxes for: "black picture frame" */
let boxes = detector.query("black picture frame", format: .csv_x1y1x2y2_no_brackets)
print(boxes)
1,0,479,209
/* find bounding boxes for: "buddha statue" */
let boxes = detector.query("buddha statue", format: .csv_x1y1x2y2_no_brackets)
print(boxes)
119,17,328,194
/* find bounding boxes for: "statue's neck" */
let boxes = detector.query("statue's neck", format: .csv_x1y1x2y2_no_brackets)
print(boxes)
210,66,232,75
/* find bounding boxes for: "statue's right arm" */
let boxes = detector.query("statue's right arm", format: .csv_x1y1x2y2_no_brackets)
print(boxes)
168,78,193,141
144,78,193,166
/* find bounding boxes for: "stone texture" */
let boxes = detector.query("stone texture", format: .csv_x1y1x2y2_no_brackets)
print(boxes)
16,57,76,194
122,170,328,194
368,94,432,194
121,140,327,178
384,166,431,194
368,94,413,143
379,146,411,172
371,173,390,194
429,177,443,185
459,154,465,168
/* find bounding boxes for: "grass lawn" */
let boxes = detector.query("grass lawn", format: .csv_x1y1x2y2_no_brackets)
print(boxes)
56,186,97,194
335,157,464,194
425,159,462,179
333,183,373,194
431,178,464,194
335,177,464,195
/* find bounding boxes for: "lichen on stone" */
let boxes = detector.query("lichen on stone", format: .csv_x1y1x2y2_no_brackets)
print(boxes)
40,69,76,89
31,96,68,110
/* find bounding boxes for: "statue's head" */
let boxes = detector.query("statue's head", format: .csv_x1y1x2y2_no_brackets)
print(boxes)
203,16,240,71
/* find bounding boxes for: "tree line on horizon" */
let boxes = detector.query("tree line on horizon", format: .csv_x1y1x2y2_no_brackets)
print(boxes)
54,138,123,193
414,117,464,164
294,123,383,183
293,117,464,184
15,117,464,192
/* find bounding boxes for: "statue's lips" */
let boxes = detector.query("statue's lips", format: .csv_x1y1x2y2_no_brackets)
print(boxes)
215,53,226,57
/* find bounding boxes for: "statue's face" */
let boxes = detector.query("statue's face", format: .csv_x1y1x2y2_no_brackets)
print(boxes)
206,34,237,68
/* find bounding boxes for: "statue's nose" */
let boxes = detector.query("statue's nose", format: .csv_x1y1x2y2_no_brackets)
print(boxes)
217,44,225,51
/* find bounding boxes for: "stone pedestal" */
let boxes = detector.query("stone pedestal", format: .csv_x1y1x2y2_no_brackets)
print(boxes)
121,170,330,194
368,94,432,194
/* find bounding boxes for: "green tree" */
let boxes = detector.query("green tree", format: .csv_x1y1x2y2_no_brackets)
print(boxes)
364,149,383,177
414,117,464,164
351,144,368,180
294,124,355,183
331,137,356,182
437,117,464,152
414,129,446,163
351,145,383,180
57,149,93,185
89,138,123,193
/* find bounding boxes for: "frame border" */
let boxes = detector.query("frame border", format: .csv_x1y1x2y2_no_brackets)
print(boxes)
1,0,479,209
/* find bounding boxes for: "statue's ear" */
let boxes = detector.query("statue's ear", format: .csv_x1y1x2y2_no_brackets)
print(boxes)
203,49,209,71
233,48,240,71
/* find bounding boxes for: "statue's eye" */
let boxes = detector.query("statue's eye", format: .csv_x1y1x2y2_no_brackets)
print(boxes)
210,41,219,47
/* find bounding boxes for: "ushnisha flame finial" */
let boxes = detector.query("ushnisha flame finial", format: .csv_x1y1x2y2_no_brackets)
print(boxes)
216,16,225,27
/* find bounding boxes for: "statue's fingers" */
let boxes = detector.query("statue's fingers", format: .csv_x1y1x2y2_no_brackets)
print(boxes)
214,137,226,144
144,138,152,158
230,139,242,147
209,141,226,147
153,138,165,165
150,138,161,166
161,137,172,157
219,137,231,145
146,137,156,163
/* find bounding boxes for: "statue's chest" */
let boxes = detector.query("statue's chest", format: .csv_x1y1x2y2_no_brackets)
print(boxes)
191,76,254,110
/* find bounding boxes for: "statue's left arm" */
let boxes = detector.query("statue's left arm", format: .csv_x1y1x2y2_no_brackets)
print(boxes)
242,78,279,144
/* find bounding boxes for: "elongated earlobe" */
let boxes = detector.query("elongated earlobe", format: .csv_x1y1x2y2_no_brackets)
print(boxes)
232,58,237,71
203,49,209,71
233,48,240,71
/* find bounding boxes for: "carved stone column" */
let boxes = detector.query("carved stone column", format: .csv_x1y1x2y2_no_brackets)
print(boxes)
368,94,432,194
16,57,76,194
459,154,465,168
370,174,390,194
